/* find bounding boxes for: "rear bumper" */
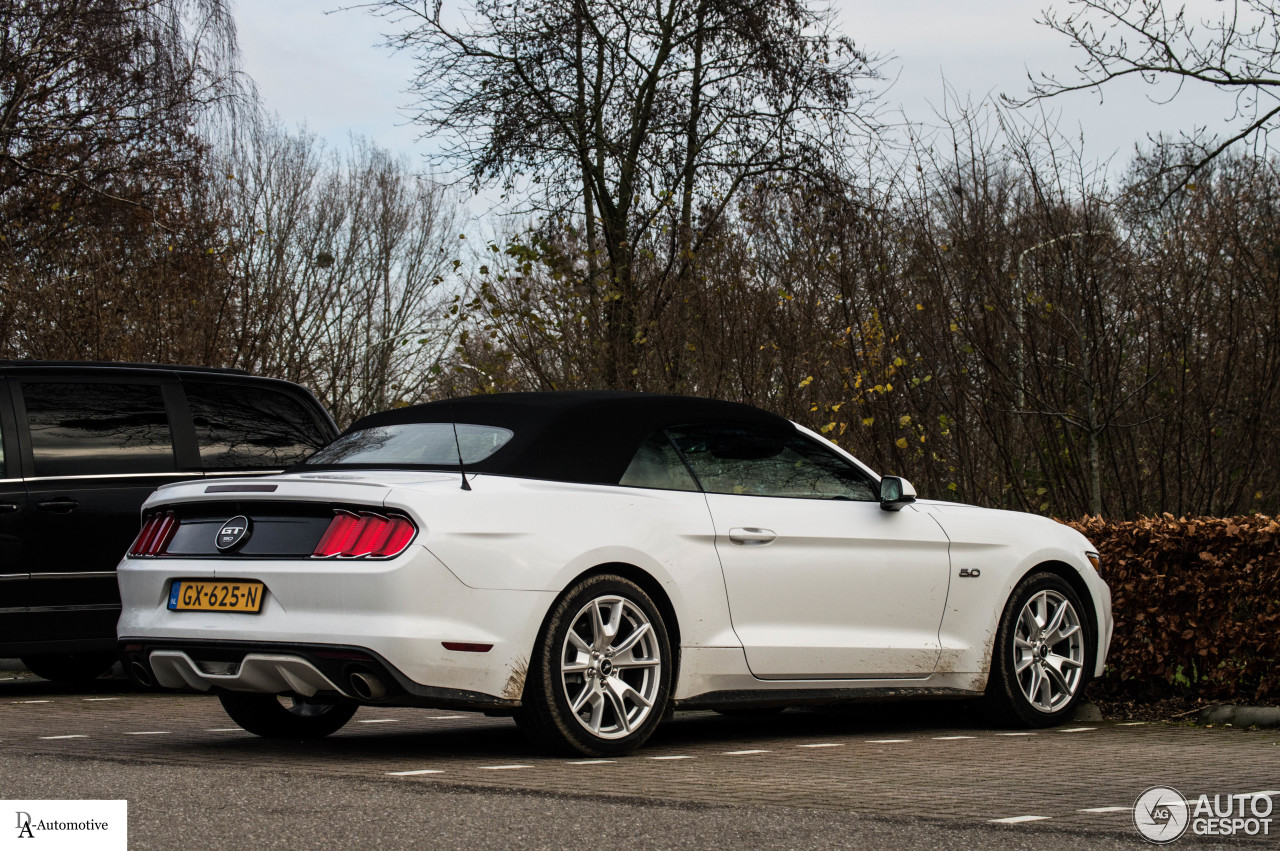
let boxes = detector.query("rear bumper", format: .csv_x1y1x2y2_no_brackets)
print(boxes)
119,639,521,711
116,545,555,703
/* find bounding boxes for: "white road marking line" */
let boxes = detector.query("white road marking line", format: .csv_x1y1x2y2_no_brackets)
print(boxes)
1079,807,1132,813
933,735,976,740
1059,727,1096,733
723,749,769,755
124,731,171,736
206,728,242,733
648,755,694,760
357,719,401,724
995,732,1036,736
387,769,444,776
480,764,532,770
797,743,843,748
83,698,120,702
866,739,910,744
989,815,1051,824
21,700,51,704
426,715,467,720
1253,790,1280,797
568,759,615,765
1115,721,1145,726
39,735,87,740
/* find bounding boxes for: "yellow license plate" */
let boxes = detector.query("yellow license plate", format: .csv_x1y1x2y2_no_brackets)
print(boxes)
168,580,265,612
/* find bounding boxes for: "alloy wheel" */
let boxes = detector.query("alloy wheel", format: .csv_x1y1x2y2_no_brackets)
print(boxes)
559,595,662,739
1012,589,1085,712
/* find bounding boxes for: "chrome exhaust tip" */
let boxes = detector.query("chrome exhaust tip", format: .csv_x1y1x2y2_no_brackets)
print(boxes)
349,670,388,701
128,658,155,688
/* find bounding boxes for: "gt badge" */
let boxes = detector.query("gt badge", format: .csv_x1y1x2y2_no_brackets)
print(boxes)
216,515,252,552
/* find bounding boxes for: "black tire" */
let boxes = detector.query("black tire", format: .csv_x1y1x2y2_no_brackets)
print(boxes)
515,574,673,756
21,652,117,683
986,571,1094,727
218,692,357,739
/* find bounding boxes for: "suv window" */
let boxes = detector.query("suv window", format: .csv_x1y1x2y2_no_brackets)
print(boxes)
619,431,699,491
185,381,332,469
23,382,176,477
667,424,877,501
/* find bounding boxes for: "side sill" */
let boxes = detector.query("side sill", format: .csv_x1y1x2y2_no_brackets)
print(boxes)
674,686,979,711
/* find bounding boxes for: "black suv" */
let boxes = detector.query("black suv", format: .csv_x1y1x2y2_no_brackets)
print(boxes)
0,361,338,682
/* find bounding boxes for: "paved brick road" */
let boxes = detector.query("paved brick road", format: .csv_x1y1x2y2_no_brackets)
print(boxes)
2,671,1276,844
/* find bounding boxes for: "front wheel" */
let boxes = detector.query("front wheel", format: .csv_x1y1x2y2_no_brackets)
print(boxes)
515,574,672,756
986,571,1093,727
218,692,357,739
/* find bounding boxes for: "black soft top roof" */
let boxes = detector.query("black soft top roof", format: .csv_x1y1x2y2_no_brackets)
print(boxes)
332,391,794,485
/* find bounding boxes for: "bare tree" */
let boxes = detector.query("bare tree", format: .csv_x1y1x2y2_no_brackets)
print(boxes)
0,0,246,362
1021,0,1280,195
0,0,243,210
213,118,463,425
365,0,881,385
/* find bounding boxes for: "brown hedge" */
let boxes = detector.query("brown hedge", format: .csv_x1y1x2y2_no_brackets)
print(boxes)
1065,515,1280,701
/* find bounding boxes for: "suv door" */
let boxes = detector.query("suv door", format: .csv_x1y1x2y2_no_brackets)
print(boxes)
0,374,31,646
14,377,193,650
667,424,952,679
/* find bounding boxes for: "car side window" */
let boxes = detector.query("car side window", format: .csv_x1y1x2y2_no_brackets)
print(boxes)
619,431,700,492
666,424,877,501
184,381,332,469
22,382,176,477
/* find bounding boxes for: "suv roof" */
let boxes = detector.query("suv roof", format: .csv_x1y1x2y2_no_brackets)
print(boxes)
0,359,249,376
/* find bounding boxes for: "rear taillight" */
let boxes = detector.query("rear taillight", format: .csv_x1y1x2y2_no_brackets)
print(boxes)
312,511,417,559
129,511,179,557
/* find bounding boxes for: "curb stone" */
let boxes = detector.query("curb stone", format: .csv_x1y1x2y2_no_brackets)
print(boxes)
1198,704,1280,728
1073,702,1104,723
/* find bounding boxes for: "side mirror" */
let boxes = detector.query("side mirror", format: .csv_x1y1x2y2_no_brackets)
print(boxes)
879,476,917,511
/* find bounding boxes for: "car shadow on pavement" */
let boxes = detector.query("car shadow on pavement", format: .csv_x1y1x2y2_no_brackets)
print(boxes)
144,699,1003,763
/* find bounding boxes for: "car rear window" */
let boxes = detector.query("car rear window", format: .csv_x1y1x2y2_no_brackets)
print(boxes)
185,381,333,470
304,423,514,467
22,382,176,477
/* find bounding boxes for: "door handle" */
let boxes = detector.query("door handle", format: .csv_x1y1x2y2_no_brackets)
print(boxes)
36,498,79,514
0,503,18,514
728,527,776,545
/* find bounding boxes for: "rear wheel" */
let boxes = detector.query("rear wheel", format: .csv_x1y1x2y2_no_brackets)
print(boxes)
515,574,672,756
986,572,1093,727
218,692,357,739
21,652,117,683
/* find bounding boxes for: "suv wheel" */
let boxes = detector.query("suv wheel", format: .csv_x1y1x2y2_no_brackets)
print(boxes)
21,652,117,683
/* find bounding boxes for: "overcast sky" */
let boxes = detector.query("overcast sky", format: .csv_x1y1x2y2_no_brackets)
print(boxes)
232,1,1229,181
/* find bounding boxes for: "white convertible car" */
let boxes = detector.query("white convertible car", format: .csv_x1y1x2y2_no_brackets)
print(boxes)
117,392,1112,755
